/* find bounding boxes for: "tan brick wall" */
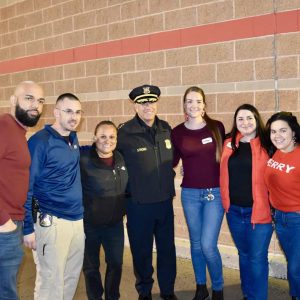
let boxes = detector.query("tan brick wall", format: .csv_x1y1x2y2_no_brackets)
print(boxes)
1,0,300,267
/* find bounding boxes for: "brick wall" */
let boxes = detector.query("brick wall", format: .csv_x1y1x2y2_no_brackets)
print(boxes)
1,0,300,275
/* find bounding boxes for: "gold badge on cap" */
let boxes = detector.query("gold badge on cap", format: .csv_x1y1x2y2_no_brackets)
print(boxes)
165,139,172,149
143,86,150,94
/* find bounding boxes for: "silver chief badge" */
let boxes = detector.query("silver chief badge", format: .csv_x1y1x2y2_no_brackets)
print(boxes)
143,86,150,94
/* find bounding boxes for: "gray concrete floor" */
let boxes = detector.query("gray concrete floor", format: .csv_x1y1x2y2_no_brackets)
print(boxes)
18,247,290,300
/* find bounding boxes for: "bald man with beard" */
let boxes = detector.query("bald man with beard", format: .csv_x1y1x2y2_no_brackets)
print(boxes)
0,81,44,300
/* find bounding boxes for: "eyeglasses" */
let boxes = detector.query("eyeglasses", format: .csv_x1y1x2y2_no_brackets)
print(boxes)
57,109,83,116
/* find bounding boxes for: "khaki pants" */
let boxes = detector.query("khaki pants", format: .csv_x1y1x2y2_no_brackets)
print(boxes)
33,216,85,300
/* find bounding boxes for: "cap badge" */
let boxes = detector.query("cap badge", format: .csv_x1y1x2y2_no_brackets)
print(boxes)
143,86,150,94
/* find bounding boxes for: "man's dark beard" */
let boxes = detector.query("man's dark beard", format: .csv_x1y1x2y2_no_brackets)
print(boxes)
15,103,41,127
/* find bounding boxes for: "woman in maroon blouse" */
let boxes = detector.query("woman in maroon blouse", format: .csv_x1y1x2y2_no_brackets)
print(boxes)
171,86,225,300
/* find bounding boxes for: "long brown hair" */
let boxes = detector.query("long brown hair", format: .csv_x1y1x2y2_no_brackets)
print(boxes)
183,86,223,162
229,103,267,152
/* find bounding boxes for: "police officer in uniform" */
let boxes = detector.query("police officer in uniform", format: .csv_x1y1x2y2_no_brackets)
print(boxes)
117,85,177,300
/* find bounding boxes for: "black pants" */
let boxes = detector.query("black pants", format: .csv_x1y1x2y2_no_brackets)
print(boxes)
126,199,177,296
83,221,124,300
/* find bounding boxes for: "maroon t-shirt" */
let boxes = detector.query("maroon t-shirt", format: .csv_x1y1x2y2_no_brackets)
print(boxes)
0,114,31,225
171,121,225,189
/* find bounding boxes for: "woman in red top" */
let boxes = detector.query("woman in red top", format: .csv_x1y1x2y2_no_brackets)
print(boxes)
171,86,225,300
265,112,300,300
220,104,272,300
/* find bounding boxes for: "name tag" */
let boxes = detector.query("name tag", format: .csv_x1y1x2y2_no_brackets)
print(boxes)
202,137,213,144
137,147,147,152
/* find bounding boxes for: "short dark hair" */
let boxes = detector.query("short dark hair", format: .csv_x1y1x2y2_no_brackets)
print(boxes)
94,120,117,136
266,111,300,156
229,103,267,151
56,93,80,104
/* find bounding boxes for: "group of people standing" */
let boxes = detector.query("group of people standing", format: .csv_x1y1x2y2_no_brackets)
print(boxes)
0,81,299,300
172,87,300,300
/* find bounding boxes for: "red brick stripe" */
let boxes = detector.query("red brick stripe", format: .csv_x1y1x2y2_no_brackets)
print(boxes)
1,9,299,75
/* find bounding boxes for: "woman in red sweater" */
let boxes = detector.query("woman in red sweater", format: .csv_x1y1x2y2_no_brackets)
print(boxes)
171,86,225,300
220,104,272,300
265,112,300,300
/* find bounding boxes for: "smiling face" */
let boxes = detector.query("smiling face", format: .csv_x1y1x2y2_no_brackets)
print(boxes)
134,101,157,126
270,120,295,153
53,98,82,136
94,124,117,158
184,91,205,120
236,109,257,141
11,82,45,127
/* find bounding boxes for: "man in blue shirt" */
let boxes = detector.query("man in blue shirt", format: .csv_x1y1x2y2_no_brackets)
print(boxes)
23,93,84,300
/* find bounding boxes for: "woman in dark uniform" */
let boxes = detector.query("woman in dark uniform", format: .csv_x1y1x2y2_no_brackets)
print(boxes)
80,120,128,300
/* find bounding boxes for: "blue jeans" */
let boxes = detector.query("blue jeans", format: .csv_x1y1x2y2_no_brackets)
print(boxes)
273,209,300,298
181,187,224,290
226,205,273,300
83,221,124,300
0,221,24,300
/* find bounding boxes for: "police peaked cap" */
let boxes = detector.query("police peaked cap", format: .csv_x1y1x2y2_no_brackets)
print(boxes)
129,84,161,104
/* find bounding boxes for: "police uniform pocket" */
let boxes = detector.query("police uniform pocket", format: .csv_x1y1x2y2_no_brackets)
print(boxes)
158,139,173,163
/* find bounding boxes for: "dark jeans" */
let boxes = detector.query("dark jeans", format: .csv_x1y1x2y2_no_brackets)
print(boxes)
83,221,124,300
126,199,176,296
274,209,300,298
226,205,273,300
0,221,24,300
